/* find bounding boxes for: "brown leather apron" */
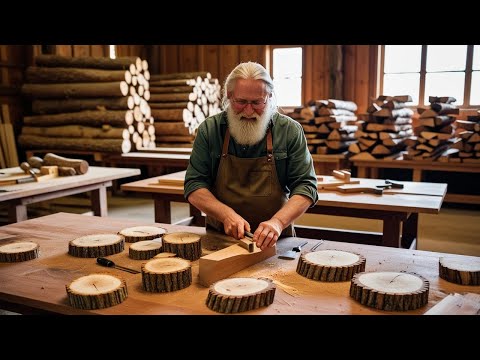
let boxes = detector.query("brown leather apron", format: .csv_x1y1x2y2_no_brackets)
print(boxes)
206,127,294,237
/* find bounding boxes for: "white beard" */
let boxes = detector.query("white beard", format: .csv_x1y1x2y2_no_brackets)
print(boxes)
226,105,273,146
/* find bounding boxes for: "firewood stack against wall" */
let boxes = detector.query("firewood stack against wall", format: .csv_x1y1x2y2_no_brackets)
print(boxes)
285,99,358,155
19,55,154,154
348,95,415,160
448,109,480,163
148,72,221,148
404,96,459,161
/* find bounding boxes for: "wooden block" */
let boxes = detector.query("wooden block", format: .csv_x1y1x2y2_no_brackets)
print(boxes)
198,244,276,287
237,238,255,252
424,293,480,315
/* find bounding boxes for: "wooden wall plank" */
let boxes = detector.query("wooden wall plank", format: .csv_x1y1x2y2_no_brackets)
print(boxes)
219,46,239,85
355,45,370,114
204,45,220,79
73,45,90,57
303,45,313,105
56,45,73,57
90,45,106,57
343,45,356,103
239,45,260,63
162,45,180,73
311,45,328,102
179,45,198,72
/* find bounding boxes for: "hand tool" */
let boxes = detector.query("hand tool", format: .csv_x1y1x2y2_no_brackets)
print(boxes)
237,231,255,252
309,240,324,252
278,241,309,260
96,257,140,274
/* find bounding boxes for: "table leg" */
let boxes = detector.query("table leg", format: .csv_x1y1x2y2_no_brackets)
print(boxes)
91,186,108,217
413,169,422,182
382,217,401,247
8,204,27,223
357,166,367,178
401,213,418,249
154,199,171,223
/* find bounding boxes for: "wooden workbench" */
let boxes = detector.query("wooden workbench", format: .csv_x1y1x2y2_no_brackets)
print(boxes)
0,212,477,315
352,158,480,205
0,166,140,223
121,171,447,249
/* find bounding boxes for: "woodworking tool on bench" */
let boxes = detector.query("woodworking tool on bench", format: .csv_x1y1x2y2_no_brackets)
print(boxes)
376,179,405,189
237,231,255,252
278,241,308,260
96,257,140,274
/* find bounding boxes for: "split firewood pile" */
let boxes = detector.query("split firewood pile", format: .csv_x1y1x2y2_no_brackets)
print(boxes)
404,96,459,161
19,55,155,154
286,99,358,154
148,72,221,147
348,95,414,160
448,109,480,163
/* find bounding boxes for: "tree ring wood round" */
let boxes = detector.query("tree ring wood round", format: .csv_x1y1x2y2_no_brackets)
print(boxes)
141,258,192,292
206,277,276,313
66,273,128,310
68,234,124,258
129,240,163,260
350,271,429,311
439,257,480,285
297,249,366,282
162,232,202,261
0,241,39,262
118,226,166,243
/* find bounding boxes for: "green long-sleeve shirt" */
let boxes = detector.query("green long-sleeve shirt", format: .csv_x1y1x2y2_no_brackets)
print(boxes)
184,111,318,206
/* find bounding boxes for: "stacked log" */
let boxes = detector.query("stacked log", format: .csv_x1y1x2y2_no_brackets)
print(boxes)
348,95,415,160
19,55,154,154
447,109,480,164
285,99,358,155
148,72,221,147
404,96,459,161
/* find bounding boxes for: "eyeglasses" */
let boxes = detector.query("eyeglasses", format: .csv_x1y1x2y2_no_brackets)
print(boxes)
231,95,268,110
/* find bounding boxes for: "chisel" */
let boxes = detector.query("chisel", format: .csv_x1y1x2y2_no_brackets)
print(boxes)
278,241,308,260
96,257,140,274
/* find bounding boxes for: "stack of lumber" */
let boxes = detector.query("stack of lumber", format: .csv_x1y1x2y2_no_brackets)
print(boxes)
0,104,19,167
404,96,459,161
19,55,154,154
148,72,221,148
349,95,414,160
448,109,480,164
286,99,358,154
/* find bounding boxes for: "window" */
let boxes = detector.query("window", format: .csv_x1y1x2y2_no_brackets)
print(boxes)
269,46,303,107
109,45,116,59
380,45,479,107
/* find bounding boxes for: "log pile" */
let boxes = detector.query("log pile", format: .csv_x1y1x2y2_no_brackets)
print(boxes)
348,95,415,160
148,72,222,147
447,109,480,164
404,96,459,161
285,99,358,155
19,55,155,154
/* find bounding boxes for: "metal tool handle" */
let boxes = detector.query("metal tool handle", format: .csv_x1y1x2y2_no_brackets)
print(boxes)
245,231,254,239
293,241,309,252
97,257,114,267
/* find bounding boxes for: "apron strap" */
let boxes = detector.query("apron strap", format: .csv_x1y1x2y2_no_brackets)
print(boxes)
222,128,230,157
266,127,273,162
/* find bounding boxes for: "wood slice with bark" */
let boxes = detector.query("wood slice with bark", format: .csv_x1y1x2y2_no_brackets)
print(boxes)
162,232,202,261
66,274,128,310
68,234,125,258
296,249,366,282
141,258,192,292
206,277,276,313
129,240,163,260
350,271,429,311
118,226,167,243
439,257,480,286
0,241,39,262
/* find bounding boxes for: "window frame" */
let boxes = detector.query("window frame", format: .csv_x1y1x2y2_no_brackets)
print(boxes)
266,45,304,108
379,45,477,108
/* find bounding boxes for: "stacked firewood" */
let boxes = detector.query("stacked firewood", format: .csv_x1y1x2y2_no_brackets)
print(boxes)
404,96,459,161
286,99,358,154
348,95,414,160
19,55,154,154
448,109,480,163
148,72,221,147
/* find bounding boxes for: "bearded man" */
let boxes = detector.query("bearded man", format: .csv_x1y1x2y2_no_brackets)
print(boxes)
184,62,318,250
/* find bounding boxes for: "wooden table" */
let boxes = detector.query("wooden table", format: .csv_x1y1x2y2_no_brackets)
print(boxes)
121,171,447,249
352,158,480,205
0,166,140,223
0,212,478,315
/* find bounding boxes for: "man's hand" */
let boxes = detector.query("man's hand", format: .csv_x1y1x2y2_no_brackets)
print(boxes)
252,218,283,250
222,210,250,240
